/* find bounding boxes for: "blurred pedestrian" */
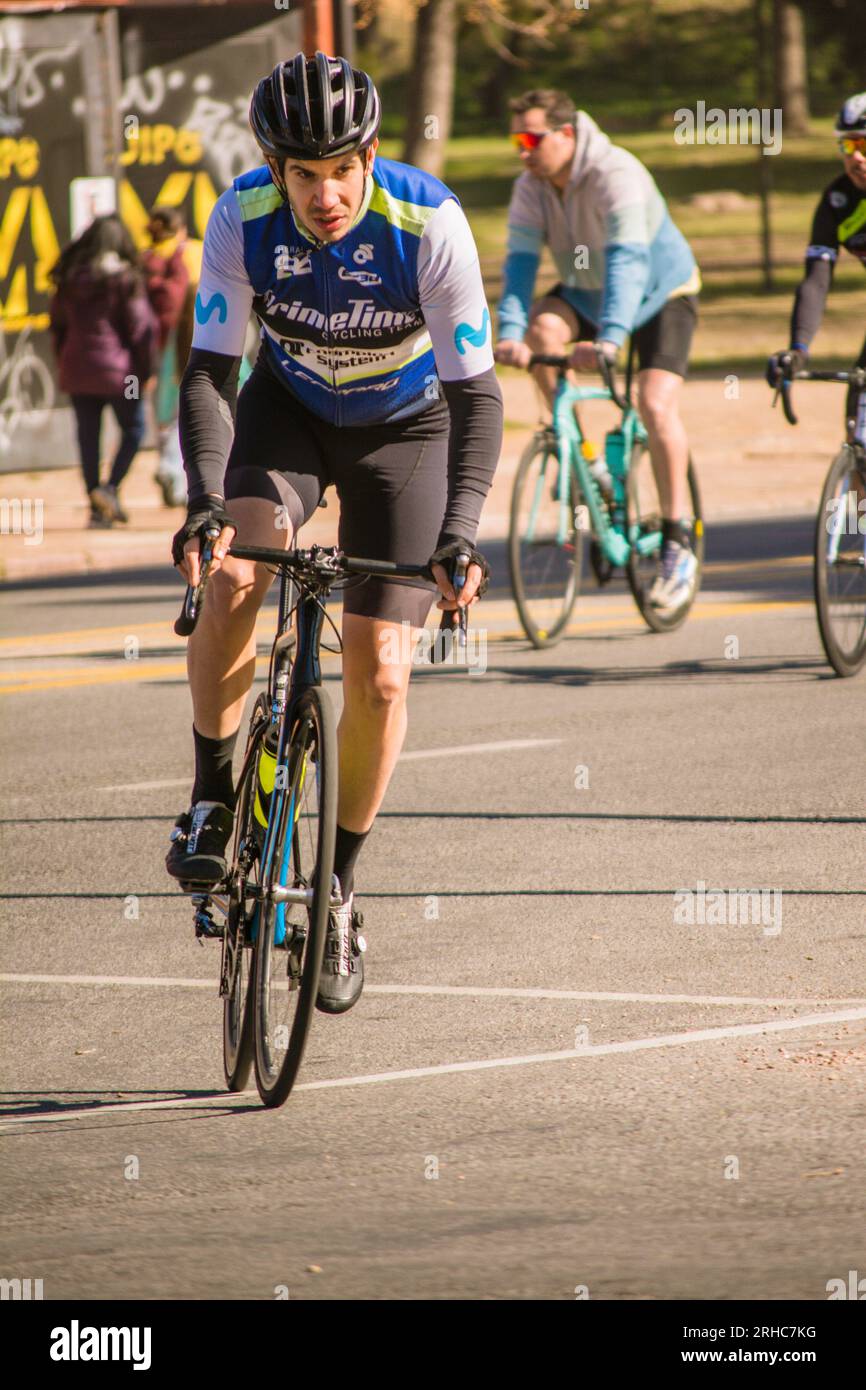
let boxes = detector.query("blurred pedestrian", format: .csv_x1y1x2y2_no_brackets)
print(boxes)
142,206,192,507
49,213,157,527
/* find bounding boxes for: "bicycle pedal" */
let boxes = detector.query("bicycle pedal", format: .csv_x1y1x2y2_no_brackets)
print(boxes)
192,901,224,941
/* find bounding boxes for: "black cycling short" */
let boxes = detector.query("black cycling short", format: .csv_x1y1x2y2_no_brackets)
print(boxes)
224,358,450,626
543,287,698,378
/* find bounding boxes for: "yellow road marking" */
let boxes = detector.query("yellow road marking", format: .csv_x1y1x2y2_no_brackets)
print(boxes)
0,598,816,695
0,553,814,653
0,620,172,649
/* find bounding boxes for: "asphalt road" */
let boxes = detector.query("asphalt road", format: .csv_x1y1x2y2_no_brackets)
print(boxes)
2,514,865,1301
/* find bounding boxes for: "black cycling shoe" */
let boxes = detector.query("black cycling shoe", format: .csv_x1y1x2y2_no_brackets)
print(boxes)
315,891,367,1015
165,801,234,886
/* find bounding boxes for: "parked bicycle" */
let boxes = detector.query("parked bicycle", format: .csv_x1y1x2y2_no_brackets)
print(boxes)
774,364,866,677
508,348,704,647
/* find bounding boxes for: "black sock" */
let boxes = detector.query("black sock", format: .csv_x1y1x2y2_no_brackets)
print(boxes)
662,518,692,550
332,824,369,902
192,726,239,810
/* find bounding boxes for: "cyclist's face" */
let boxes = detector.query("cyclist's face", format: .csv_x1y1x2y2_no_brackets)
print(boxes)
510,109,575,180
842,141,866,190
277,142,378,241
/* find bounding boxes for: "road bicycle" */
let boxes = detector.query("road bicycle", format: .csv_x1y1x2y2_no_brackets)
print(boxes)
775,365,866,677
508,349,704,647
173,534,441,1108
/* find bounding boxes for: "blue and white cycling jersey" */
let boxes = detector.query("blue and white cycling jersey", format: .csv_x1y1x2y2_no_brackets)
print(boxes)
192,157,494,426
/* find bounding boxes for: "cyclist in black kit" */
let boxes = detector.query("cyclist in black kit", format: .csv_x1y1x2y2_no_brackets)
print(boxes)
768,92,866,425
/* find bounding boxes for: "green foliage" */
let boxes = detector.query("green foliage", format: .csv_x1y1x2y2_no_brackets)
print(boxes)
365,0,866,139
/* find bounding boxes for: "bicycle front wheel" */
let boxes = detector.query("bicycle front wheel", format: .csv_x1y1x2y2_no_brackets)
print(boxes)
508,430,582,648
814,445,866,677
253,685,337,1108
627,444,704,633
222,697,268,1092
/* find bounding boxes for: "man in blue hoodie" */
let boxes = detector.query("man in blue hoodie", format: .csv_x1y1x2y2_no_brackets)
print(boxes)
495,89,701,611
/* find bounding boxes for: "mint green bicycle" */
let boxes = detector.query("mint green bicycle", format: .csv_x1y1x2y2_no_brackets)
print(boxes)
508,351,704,647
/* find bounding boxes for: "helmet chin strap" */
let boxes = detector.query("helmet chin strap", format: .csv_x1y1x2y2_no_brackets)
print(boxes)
265,155,289,202
266,147,375,244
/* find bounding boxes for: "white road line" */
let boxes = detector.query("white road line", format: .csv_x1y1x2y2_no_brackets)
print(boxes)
96,739,561,791
2,974,865,1008
2,1006,865,1130
397,739,560,762
96,778,191,792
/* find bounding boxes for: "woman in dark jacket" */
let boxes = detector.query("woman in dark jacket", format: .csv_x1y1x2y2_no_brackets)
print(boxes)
49,214,157,526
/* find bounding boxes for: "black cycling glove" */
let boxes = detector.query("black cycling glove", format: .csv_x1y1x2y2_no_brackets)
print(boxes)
426,535,490,597
766,347,807,388
171,495,238,567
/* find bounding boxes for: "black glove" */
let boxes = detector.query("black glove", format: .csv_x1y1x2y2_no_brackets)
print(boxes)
426,535,490,598
171,495,237,567
766,347,807,388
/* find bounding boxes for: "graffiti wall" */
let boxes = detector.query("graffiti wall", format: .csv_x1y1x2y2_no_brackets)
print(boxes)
0,10,301,473
0,15,92,467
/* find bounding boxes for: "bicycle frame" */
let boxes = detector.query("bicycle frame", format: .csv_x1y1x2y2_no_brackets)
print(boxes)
180,542,432,946
526,363,651,568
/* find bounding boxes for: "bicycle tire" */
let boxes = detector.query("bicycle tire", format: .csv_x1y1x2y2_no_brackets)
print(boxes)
253,684,337,1108
508,430,582,648
814,444,866,677
626,446,704,633
222,698,268,1092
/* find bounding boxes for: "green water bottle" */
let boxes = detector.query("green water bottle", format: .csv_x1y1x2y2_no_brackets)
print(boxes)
604,427,627,530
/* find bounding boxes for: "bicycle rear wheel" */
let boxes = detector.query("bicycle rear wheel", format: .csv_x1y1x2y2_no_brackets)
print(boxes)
222,697,268,1092
626,444,704,632
508,429,583,648
814,444,866,677
253,685,337,1108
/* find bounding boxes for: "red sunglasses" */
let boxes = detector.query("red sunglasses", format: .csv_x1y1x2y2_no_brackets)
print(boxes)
511,130,555,151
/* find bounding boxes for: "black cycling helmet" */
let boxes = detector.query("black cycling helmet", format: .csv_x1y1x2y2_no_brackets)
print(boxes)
250,51,380,189
834,92,866,138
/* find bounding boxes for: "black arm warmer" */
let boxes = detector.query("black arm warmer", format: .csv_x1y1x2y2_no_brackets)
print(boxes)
178,347,242,502
790,257,833,351
439,367,503,547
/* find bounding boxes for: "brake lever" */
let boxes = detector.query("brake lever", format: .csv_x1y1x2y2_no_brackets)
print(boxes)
452,552,470,649
772,375,798,426
174,523,221,637
429,552,470,663
596,348,627,411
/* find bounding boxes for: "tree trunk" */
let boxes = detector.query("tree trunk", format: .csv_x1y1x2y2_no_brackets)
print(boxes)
401,0,457,177
479,30,524,125
773,0,810,136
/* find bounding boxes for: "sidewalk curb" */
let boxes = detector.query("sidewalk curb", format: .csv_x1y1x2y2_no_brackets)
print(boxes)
0,542,173,584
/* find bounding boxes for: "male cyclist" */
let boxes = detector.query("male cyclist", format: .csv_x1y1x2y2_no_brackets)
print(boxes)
165,53,502,1015
494,90,701,611
767,93,866,427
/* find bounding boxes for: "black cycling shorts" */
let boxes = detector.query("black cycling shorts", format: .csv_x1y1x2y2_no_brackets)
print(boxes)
544,287,698,378
224,359,450,626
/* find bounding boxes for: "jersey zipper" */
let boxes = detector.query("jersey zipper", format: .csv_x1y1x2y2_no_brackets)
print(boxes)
323,250,339,427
